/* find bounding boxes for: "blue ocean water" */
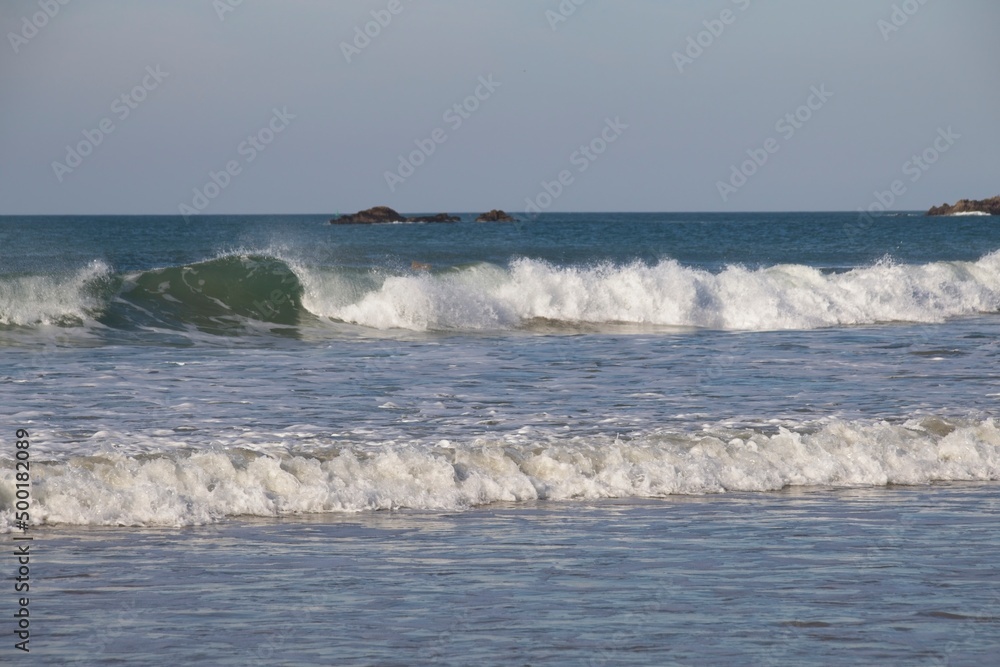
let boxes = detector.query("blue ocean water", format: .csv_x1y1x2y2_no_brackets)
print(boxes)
1,212,999,664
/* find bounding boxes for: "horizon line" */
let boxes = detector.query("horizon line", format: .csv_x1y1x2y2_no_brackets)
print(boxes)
0,209,935,217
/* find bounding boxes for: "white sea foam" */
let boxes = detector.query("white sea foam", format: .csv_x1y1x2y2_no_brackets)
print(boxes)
300,252,1000,331
3,418,998,529
949,211,992,216
0,260,112,326
8,252,1000,333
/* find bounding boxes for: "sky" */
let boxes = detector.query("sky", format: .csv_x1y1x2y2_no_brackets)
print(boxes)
1,0,998,215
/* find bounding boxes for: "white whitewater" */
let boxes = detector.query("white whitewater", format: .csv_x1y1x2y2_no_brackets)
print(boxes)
0,260,111,326
299,252,1000,331
4,418,998,528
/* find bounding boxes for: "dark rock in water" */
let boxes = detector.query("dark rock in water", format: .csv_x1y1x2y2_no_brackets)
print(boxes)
409,213,460,223
927,196,1000,216
331,206,407,224
331,207,461,224
476,209,515,222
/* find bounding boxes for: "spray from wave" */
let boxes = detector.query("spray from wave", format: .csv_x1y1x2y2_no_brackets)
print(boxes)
2,418,998,528
0,260,113,326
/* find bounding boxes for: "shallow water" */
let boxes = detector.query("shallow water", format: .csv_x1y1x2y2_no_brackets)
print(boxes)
30,485,1000,666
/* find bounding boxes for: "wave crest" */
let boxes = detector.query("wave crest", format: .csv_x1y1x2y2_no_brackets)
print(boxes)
117,254,305,331
3,418,999,528
0,261,113,326
307,253,1000,331
4,251,1000,334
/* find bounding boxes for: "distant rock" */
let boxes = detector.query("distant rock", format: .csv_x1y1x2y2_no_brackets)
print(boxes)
409,213,460,223
476,209,515,222
331,206,407,224
927,196,1000,217
330,208,461,224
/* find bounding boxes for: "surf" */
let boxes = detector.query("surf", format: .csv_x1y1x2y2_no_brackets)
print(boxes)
3,250,1000,337
308,252,1000,332
4,417,998,528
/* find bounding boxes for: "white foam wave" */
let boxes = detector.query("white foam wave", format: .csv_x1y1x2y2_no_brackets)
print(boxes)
0,260,112,326
300,253,1000,331
3,418,999,529
949,211,992,216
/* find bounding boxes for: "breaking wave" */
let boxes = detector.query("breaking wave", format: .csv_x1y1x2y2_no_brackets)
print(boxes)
3,251,1000,335
2,418,998,528
307,252,1000,331
0,260,113,326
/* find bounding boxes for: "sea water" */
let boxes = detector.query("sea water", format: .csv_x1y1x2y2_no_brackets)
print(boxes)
1,212,998,664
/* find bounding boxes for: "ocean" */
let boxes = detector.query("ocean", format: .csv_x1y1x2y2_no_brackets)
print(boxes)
1,212,999,664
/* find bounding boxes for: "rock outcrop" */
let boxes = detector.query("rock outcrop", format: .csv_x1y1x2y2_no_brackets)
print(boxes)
409,213,460,223
331,207,407,224
476,209,515,222
330,208,459,224
927,196,1000,216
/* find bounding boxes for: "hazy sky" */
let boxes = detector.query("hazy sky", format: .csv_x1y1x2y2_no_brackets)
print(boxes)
1,0,997,215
